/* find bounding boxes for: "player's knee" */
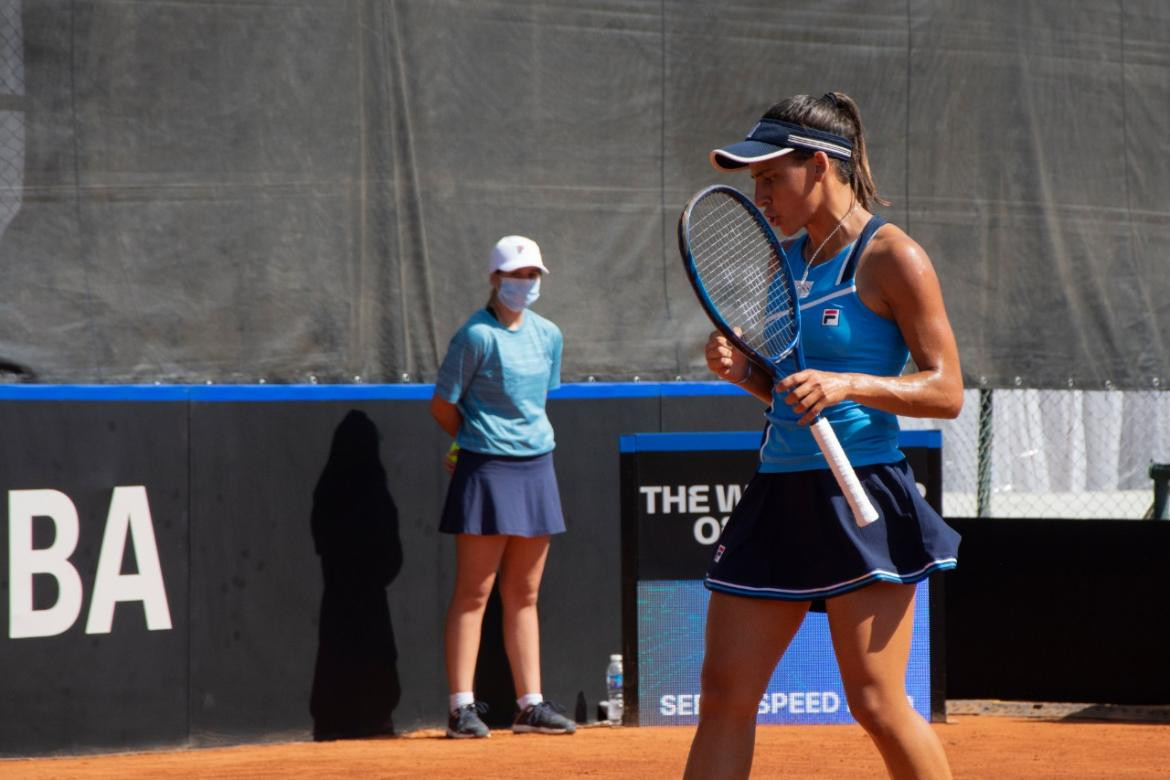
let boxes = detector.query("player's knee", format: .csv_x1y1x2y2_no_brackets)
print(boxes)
698,661,760,719
844,686,903,737
497,581,539,611
451,581,494,611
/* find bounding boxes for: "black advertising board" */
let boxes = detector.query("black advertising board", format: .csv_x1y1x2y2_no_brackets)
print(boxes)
0,383,943,756
619,430,945,725
0,398,190,754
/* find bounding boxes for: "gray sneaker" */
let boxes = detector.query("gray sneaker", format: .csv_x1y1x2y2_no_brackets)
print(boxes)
512,701,577,734
446,701,490,739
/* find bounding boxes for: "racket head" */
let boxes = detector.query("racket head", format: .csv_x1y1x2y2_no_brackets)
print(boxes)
678,185,801,377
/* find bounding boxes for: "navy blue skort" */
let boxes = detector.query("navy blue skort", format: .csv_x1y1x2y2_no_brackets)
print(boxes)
440,449,566,537
705,459,959,606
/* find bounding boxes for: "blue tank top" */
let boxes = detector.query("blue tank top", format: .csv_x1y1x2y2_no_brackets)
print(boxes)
759,216,910,472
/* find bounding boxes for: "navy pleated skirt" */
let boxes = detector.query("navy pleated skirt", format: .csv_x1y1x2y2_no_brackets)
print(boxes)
705,459,959,607
440,449,566,537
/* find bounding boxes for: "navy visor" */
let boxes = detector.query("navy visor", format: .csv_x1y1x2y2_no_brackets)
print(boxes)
710,117,854,170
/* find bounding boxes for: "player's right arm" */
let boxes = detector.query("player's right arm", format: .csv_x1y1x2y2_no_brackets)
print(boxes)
429,394,462,437
433,320,488,438
705,330,772,404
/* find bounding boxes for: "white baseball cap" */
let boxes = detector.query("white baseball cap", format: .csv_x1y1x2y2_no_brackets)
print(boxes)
488,235,550,274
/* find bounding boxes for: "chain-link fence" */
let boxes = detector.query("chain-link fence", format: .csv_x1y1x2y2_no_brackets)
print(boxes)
900,387,1170,519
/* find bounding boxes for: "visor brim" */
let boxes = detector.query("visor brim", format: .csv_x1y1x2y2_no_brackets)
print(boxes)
709,142,795,171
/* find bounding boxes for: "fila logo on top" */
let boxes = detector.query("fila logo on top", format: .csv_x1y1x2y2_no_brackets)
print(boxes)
822,308,841,327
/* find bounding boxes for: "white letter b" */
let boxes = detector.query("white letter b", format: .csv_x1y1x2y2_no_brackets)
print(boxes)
8,489,84,639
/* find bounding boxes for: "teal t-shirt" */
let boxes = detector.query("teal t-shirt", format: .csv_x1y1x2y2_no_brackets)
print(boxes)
436,308,563,456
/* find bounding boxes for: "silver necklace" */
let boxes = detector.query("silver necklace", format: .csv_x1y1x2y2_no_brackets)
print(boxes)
796,199,857,298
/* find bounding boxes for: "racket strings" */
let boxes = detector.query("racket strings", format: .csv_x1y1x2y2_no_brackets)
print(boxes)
687,194,797,360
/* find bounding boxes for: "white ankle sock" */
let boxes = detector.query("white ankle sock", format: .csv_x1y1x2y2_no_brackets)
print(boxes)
517,693,543,711
450,691,475,714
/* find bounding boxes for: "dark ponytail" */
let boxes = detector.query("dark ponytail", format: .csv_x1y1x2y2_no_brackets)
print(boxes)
762,92,890,210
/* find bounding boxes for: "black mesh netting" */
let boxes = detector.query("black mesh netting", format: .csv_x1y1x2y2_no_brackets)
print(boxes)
0,1,1167,388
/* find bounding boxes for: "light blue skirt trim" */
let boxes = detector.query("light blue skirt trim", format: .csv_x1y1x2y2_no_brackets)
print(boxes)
705,558,957,602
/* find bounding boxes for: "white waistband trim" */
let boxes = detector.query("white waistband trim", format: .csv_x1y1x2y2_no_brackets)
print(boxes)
707,557,958,598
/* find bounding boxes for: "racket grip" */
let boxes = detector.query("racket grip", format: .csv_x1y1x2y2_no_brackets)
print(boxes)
810,417,880,527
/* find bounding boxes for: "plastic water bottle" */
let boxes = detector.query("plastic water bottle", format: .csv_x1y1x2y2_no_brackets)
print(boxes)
606,653,624,724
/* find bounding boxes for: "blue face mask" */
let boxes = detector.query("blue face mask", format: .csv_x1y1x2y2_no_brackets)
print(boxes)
497,276,541,312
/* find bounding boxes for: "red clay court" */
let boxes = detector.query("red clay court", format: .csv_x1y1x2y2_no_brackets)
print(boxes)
4,709,1168,779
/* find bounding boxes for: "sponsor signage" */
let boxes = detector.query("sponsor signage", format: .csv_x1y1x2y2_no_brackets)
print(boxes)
619,430,945,726
0,401,190,753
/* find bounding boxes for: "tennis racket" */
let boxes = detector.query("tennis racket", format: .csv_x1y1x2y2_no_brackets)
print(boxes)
678,184,879,527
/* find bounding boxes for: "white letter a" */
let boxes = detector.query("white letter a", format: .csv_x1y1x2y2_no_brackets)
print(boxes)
85,486,173,634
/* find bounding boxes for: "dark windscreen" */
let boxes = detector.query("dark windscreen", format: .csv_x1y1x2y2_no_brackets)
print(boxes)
1,1,1166,389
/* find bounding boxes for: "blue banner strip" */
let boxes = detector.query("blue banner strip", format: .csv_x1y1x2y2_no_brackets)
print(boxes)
621,428,940,453
189,385,435,402
620,431,761,453
0,381,752,402
0,385,193,401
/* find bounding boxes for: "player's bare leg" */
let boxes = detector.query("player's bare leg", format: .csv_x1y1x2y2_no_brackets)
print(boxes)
683,592,809,780
827,582,952,779
444,535,509,693
497,534,551,697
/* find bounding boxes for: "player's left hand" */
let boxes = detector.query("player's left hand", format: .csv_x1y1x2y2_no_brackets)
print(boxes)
776,369,853,426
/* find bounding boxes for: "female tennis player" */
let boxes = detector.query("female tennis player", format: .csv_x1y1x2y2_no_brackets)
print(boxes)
683,93,962,779
430,235,576,739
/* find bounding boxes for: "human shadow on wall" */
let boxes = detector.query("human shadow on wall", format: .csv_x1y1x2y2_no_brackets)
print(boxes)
309,410,403,740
